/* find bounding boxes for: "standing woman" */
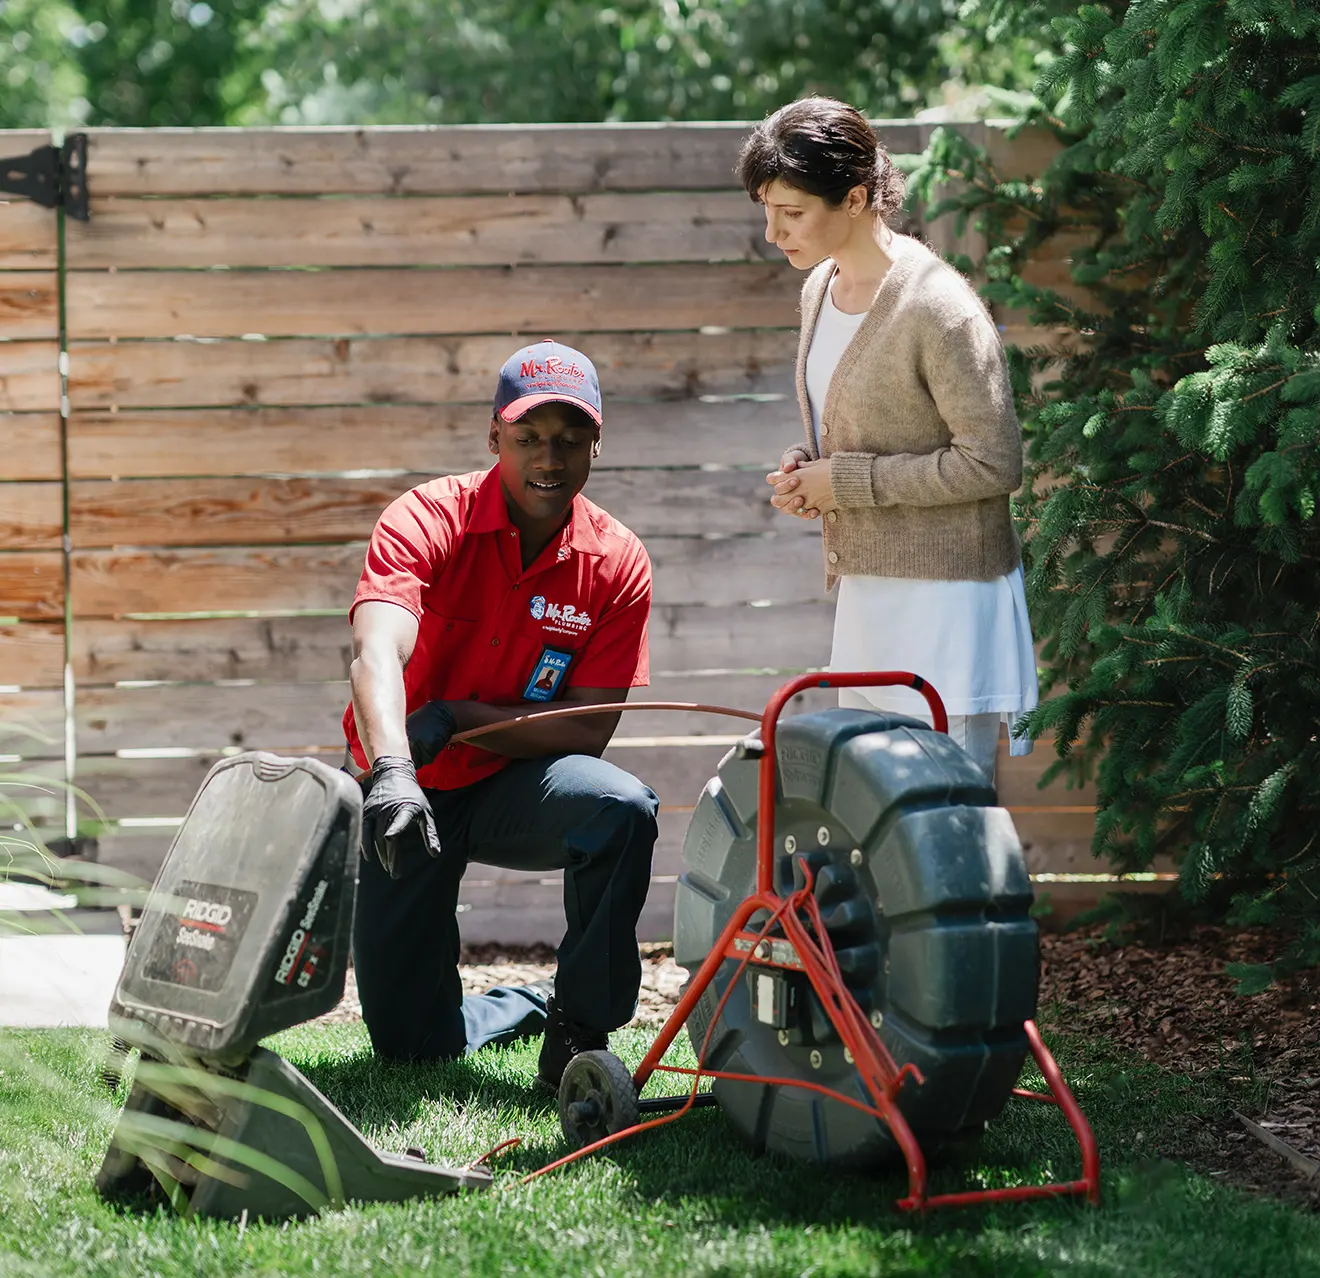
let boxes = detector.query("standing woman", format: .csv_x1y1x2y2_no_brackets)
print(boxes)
740,97,1036,781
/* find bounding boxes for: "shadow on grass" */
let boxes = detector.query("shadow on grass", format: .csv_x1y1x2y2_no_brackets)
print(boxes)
293,1038,1109,1234
276,1018,1318,1278
296,1041,561,1132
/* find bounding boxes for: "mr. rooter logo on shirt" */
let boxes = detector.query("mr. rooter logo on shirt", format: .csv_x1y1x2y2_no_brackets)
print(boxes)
530,595,592,634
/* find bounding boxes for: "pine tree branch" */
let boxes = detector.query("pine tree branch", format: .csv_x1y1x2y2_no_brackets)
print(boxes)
1191,121,1288,157
1239,377,1290,405
1142,519,1218,543
1134,567,1186,621
1104,451,1202,490
1101,700,1180,709
1166,785,1261,801
1180,495,1229,521
1168,633,1250,662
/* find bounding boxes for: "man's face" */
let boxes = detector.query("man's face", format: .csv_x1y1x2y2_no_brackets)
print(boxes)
489,401,598,526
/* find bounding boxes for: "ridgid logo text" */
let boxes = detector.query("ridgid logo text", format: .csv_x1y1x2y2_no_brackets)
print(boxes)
174,896,233,952
275,878,330,986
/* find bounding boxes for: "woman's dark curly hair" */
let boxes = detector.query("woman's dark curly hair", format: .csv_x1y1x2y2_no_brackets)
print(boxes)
737,97,906,220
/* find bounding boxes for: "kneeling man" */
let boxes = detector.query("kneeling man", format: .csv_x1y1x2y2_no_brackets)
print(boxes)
344,340,658,1088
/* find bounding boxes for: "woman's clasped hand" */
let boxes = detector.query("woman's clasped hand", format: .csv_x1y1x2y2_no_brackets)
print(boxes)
767,448,834,519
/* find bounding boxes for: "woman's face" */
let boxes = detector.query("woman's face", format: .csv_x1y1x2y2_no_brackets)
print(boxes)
759,178,866,269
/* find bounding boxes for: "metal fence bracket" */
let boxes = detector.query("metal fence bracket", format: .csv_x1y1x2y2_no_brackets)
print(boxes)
0,133,90,221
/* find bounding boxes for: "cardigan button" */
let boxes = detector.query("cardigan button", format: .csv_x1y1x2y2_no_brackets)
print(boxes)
827,551,839,564
826,510,838,523
820,424,830,436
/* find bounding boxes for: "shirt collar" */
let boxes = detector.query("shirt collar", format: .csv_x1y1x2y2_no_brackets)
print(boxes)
466,464,607,559
466,465,512,534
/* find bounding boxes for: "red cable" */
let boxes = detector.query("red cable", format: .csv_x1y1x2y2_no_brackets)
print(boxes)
650,1065,892,1122
522,893,800,1183
466,1137,522,1169
452,700,761,745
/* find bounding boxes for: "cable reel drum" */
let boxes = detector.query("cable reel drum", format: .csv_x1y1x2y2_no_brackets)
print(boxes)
673,706,1040,1169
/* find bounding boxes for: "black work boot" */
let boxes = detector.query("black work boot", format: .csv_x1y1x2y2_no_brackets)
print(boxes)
536,996,608,1091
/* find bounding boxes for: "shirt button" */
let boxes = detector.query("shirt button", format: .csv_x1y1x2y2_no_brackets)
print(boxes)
828,551,839,564
826,510,838,523
491,638,500,646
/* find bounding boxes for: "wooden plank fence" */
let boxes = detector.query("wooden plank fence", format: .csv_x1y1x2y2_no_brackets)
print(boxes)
0,120,1136,942
1,129,66,774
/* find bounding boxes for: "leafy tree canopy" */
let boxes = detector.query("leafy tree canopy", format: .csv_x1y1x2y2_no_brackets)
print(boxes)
1,0,1049,129
0,0,84,129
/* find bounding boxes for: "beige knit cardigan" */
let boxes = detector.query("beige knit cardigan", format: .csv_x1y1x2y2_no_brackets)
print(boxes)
792,234,1023,589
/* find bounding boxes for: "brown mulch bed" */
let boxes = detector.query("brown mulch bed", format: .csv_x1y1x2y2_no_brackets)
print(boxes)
318,926,1320,1208
1039,923,1320,1209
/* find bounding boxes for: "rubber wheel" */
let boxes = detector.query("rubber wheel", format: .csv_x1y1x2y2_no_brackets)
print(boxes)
673,708,1039,1170
557,1050,640,1149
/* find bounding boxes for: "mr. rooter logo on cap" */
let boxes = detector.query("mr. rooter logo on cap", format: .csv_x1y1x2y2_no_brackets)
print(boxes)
522,351,585,384
493,339,603,427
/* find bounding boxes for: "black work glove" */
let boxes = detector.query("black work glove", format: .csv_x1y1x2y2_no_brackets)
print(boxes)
360,755,441,880
405,699,459,769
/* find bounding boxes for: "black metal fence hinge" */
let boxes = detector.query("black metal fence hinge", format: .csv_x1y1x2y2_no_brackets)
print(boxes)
0,133,90,221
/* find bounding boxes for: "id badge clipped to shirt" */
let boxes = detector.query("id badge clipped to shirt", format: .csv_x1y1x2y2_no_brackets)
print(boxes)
523,647,573,702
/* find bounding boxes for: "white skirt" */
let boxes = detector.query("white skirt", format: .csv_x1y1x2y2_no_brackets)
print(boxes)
828,566,1039,756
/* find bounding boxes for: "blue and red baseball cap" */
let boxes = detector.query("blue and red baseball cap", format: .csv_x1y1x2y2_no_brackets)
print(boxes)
493,339,602,428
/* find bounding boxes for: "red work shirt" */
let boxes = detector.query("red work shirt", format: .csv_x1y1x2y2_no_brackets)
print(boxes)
343,467,651,790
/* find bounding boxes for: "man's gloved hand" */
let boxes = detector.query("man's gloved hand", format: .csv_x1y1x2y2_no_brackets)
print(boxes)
361,755,441,880
405,699,459,769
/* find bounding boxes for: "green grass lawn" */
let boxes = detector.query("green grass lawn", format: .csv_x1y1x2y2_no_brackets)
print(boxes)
2,1022,1318,1278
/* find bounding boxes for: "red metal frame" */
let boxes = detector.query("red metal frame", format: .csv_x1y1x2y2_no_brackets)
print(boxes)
529,673,1101,1211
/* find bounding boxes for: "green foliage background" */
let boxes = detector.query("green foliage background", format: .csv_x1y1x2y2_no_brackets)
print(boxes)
912,0,1320,975
0,0,1053,130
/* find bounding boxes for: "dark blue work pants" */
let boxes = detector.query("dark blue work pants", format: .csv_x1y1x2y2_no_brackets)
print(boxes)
351,753,659,1062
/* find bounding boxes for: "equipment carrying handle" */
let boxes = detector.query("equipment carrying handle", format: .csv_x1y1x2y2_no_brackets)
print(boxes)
755,672,948,894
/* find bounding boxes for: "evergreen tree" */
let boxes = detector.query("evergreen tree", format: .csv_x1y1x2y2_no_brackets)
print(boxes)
913,0,1320,981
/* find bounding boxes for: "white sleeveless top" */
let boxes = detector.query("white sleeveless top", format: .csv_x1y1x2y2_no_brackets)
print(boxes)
807,279,1038,753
